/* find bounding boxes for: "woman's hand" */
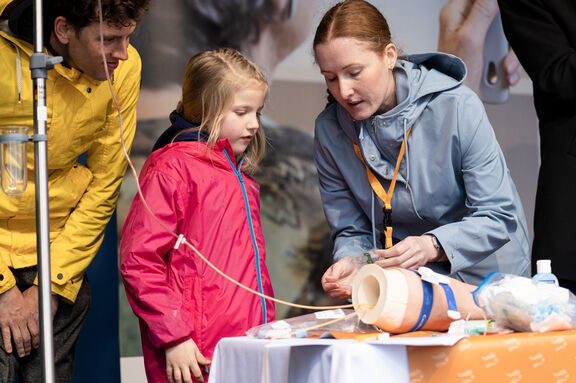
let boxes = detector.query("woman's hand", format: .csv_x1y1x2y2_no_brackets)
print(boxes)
166,339,211,383
321,256,362,300
374,235,445,270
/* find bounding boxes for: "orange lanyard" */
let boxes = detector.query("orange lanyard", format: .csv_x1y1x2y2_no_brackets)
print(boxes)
352,127,411,249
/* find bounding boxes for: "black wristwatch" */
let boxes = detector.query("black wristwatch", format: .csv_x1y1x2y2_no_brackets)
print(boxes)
430,235,441,251
428,234,445,262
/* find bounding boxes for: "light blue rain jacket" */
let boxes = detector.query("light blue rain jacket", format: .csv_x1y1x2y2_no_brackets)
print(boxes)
313,53,530,285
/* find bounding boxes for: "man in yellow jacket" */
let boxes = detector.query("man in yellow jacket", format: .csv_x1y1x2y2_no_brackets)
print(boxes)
0,0,149,381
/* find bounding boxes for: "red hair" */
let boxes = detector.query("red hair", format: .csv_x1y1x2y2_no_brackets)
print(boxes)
313,0,391,54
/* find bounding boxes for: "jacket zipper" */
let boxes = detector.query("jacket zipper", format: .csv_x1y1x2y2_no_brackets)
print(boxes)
223,150,268,324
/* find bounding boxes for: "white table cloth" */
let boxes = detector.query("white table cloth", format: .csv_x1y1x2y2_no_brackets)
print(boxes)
209,337,410,383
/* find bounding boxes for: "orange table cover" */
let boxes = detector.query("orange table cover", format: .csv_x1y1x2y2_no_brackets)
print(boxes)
407,330,576,383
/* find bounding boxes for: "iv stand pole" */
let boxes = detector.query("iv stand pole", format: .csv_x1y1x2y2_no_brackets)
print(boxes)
30,1,61,382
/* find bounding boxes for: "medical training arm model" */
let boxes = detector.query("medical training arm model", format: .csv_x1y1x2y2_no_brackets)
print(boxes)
352,264,485,333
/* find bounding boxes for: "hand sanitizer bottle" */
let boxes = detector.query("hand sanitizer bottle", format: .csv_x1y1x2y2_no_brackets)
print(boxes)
532,259,559,286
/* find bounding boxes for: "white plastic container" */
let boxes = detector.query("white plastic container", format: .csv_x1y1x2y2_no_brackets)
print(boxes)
0,125,29,197
532,259,559,286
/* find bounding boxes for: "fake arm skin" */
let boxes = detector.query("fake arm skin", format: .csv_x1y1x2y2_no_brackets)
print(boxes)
323,261,484,333
352,265,483,333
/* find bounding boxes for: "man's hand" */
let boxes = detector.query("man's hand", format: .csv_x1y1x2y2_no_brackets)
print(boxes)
438,0,521,94
166,339,211,383
21,285,59,351
0,286,32,357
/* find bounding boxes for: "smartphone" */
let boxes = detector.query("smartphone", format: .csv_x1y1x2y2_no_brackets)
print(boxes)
480,11,510,104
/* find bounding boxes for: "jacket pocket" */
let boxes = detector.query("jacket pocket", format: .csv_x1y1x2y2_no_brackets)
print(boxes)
48,163,93,218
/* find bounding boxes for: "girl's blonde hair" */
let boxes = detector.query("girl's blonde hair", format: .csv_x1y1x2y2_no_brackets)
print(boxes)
176,48,268,174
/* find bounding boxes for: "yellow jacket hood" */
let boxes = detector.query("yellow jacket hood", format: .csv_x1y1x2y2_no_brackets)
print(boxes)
0,0,29,21
0,0,15,18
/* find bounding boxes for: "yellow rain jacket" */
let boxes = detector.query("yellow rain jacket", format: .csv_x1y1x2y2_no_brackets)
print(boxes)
0,2,141,303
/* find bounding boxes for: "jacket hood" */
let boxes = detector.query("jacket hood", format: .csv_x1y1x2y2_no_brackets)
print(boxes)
151,111,241,170
0,0,18,18
336,52,466,144
1,0,36,44
152,111,209,152
405,52,466,98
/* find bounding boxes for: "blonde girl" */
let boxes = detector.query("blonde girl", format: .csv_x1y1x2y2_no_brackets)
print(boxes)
120,48,275,383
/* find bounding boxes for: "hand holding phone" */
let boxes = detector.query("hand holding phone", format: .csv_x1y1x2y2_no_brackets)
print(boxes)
480,11,510,104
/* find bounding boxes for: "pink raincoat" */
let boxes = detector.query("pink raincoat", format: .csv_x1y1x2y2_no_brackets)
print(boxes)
120,139,275,382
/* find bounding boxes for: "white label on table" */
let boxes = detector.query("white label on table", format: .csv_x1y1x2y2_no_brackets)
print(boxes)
270,320,291,329
315,309,345,320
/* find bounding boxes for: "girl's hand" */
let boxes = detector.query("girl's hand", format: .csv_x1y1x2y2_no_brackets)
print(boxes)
374,235,445,270
166,339,211,383
321,256,362,300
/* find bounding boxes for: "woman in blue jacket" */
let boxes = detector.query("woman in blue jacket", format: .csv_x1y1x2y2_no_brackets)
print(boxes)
313,0,530,299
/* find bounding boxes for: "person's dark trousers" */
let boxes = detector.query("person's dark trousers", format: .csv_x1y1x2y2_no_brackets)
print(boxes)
0,267,91,383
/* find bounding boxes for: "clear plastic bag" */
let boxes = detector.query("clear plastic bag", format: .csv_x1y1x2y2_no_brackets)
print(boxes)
472,272,576,332
351,249,381,265
245,309,379,339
